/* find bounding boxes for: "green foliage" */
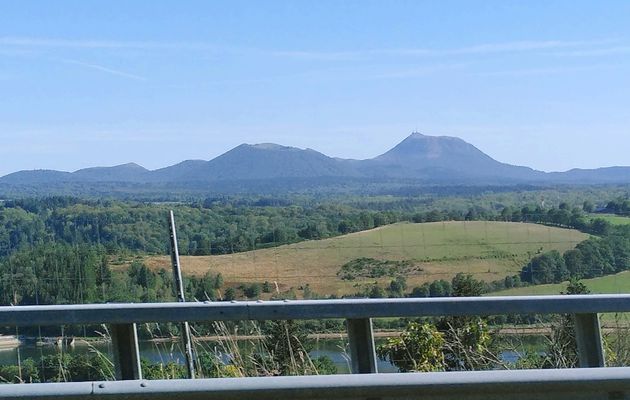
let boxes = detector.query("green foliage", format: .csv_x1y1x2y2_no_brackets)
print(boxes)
429,280,452,297
583,201,595,213
338,258,417,280
521,250,568,285
519,220,630,285
368,285,386,298
512,350,547,370
410,284,430,297
605,198,630,216
451,273,485,297
0,352,112,383
261,320,318,376
223,287,236,301
438,317,493,371
0,190,608,262
213,273,224,289
388,276,407,297
379,273,494,372
190,272,219,301
195,352,243,378
67,352,114,382
377,322,445,372
438,274,493,370
311,355,337,375
0,197,410,257
36,352,113,383
0,359,39,383
564,279,591,295
140,358,187,380
243,283,262,299
0,243,110,305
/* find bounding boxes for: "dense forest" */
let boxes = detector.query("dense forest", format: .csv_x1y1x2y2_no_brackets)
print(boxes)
1,188,628,257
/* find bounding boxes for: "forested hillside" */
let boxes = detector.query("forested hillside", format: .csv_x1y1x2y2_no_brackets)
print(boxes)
0,191,628,306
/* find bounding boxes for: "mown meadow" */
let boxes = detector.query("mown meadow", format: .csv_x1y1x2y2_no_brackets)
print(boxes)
140,221,588,297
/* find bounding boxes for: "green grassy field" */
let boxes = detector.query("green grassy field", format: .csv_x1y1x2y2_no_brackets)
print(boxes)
589,213,630,225
493,271,630,296
142,221,588,297
492,271,630,326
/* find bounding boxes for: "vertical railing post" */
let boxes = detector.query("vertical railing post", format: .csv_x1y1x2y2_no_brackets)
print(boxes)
347,318,378,374
574,313,605,368
169,210,197,379
110,323,142,380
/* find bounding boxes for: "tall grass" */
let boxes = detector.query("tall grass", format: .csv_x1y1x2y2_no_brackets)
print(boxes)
138,319,337,380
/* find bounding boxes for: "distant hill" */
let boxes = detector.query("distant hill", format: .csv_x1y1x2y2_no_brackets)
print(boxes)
546,166,630,184
362,133,543,182
0,169,73,184
1,132,629,193
1,163,150,184
176,143,359,181
148,160,207,182
72,163,149,182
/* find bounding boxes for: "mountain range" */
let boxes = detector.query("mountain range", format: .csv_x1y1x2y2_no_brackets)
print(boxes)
1,133,629,190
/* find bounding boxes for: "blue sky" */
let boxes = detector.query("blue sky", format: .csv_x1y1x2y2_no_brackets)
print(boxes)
1,0,629,176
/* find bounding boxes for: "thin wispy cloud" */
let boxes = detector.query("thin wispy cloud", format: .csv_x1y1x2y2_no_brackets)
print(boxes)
0,36,216,50
553,46,630,57
61,59,147,81
265,49,366,61
334,62,471,81
0,47,35,57
0,35,620,60
196,62,470,86
259,39,616,60
474,63,624,77
450,40,603,55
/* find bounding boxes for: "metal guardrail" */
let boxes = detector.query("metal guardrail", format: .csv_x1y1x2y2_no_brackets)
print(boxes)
0,294,629,399
3,368,630,400
2,294,630,324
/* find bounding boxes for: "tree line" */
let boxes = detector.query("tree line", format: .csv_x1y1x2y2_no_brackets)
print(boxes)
602,197,630,215
0,194,619,260
516,225,630,285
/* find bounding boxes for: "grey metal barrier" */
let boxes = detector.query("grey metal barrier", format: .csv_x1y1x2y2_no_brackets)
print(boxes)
0,294,629,399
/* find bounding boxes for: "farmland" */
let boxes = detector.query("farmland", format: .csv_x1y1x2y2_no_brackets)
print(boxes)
590,213,630,226
493,270,630,297
142,221,588,297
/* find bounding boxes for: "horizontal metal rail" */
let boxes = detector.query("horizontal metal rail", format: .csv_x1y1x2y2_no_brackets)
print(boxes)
1,294,630,326
1,295,628,398
2,368,630,400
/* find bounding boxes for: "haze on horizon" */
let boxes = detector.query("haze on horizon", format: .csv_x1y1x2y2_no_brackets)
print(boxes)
1,0,629,177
